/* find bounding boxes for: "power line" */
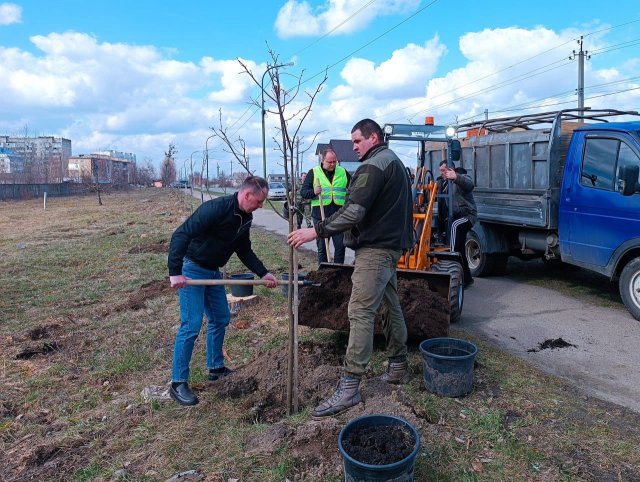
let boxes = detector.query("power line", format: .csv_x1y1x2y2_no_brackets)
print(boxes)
449,84,640,126
398,58,575,123
290,0,378,57
590,37,640,56
302,0,440,85
379,18,640,124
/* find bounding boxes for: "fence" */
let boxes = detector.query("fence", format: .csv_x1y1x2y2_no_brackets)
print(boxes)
0,182,85,201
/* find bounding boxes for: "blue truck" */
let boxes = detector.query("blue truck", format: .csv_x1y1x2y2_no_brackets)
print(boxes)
422,109,640,320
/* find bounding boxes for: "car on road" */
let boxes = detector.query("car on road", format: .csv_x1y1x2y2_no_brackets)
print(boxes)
267,182,287,200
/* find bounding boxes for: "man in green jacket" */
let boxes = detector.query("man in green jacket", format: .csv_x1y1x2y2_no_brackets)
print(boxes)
300,148,351,264
288,119,413,417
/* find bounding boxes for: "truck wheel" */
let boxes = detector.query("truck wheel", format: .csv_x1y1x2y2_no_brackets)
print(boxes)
431,259,464,324
619,258,640,321
466,231,494,277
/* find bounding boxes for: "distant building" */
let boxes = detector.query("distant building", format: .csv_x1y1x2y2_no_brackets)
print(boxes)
0,147,23,174
315,139,359,173
68,151,136,184
0,135,72,182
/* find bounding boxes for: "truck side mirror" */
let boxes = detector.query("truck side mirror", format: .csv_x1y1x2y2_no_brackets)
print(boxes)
450,140,462,162
618,165,640,196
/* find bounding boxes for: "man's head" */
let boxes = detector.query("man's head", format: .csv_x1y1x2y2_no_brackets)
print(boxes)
439,160,454,177
351,118,384,159
300,172,307,182
321,148,338,171
238,175,268,213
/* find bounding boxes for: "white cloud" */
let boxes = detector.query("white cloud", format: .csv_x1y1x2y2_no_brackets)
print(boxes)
201,57,260,104
332,36,446,100
275,0,420,38
1,20,638,176
0,3,21,25
319,24,640,145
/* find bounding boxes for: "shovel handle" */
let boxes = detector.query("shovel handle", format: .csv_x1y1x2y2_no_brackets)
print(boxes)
317,190,333,263
185,279,313,287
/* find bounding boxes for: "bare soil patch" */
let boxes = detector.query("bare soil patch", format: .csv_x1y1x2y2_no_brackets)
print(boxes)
527,337,578,353
299,267,449,340
127,240,169,254
342,424,415,465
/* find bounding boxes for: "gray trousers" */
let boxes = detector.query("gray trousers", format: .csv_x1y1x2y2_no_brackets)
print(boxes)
344,247,408,377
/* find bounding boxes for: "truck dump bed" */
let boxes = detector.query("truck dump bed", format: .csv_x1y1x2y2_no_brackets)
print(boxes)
424,109,633,229
422,111,596,229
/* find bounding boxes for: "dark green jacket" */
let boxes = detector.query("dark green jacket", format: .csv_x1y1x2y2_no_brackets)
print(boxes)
316,144,413,251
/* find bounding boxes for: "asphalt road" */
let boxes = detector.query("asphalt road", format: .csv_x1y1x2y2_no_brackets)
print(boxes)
200,189,640,413
462,277,640,413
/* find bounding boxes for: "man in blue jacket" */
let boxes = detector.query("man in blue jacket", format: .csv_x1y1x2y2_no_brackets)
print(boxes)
167,176,278,406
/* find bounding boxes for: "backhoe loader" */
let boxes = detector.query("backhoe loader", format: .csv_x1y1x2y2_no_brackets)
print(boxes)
297,122,464,339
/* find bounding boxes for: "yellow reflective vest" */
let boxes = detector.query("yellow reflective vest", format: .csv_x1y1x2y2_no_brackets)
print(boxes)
311,165,348,207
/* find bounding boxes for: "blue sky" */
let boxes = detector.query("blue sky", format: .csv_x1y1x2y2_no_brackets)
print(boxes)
1,0,639,176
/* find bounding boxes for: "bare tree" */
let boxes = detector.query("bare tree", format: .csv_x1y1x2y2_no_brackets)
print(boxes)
135,158,156,186
160,144,177,187
235,49,327,414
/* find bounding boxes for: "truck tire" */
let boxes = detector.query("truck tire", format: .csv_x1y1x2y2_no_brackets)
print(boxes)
431,259,464,324
619,258,640,321
465,231,494,277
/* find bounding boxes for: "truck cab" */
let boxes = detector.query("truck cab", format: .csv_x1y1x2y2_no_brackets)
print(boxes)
559,123,640,272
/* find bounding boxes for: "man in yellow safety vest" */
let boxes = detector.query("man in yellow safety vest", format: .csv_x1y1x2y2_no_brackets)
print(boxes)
300,148,351,264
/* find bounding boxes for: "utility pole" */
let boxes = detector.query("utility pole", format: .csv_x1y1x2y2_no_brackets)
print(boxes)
570,36,590,117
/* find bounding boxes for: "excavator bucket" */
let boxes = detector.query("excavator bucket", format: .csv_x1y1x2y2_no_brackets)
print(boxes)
297,263,452,340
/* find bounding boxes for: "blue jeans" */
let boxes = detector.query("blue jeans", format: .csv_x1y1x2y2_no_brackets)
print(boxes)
172,258,231,382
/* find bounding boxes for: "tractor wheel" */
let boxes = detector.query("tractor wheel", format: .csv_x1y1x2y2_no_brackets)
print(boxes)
431,259,464,324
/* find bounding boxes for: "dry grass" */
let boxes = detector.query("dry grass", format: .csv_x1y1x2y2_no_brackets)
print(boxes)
1,189,639,482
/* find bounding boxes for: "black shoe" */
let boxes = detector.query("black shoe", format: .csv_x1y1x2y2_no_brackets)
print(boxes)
208,366,233,381
169,382,199,406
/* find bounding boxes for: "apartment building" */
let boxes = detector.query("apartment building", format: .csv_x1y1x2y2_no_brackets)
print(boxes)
68,150,136,184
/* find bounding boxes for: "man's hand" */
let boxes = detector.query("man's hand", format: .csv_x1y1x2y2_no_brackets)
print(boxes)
287,227,318,248
443,168,457,181
262,272,278,289
170,275,188,289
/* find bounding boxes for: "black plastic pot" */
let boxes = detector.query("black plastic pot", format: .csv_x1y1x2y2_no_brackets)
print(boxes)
419,337,478,397
229,273,254,297
338,414,420,481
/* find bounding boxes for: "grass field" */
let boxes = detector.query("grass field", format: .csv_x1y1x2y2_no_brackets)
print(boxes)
1,188,639,481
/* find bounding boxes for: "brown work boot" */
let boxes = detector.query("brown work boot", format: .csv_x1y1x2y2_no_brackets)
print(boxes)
380,360,411,384
312,376,362,418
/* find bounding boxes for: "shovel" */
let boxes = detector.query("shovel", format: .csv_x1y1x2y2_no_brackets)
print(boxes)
186,278,320,287
316,182,332,263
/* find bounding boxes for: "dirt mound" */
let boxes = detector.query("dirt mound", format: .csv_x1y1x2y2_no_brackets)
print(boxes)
212,339,344,424
127,240,168,254
213,339,432,481
118,279,174,311
298,267,449,340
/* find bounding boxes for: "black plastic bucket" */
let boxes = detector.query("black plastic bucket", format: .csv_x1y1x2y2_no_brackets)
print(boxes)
229,273,254,297
419,337,478,397
338,414,420,481
280,272,306,297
